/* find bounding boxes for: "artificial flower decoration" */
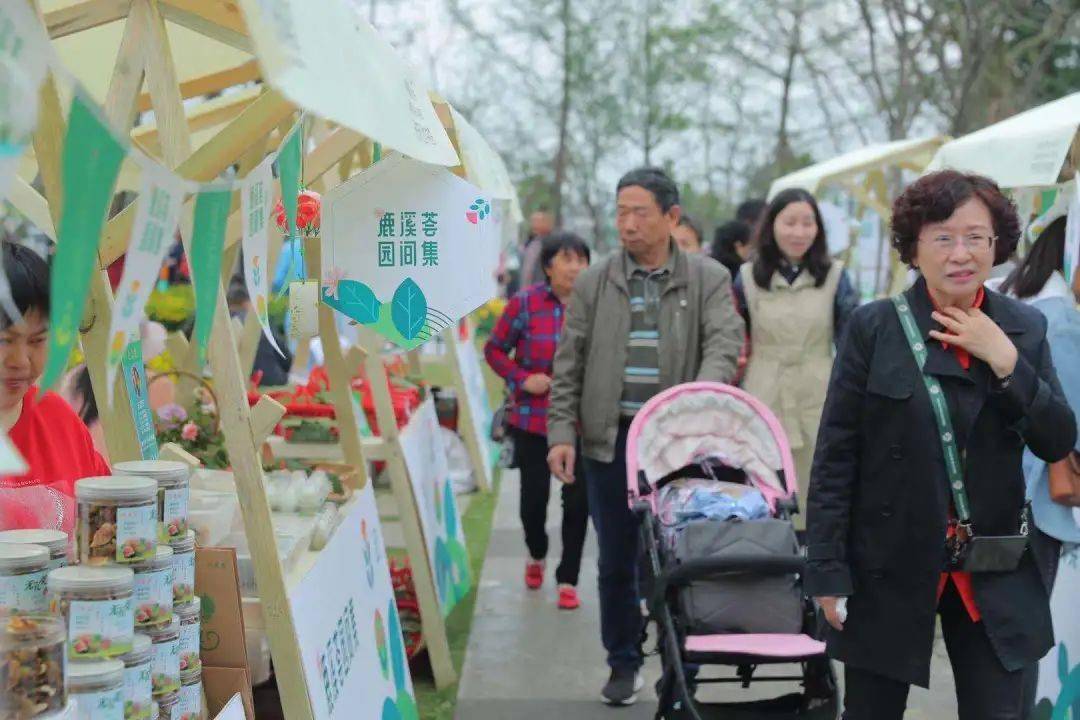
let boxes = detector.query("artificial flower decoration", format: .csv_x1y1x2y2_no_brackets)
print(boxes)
274,189,322,237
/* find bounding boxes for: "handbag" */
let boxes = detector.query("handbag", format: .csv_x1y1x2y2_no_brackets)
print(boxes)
1048,450,1080,506
892,296,1029,573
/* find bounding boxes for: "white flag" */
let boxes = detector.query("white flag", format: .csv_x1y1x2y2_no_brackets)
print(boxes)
106,161,189,403
240,154,284,356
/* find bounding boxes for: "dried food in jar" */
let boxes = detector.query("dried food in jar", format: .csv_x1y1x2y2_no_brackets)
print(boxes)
76,478,157,566
0,614,66,720
114,463,190,544
47,566,134,660
132,548,173,630
174,599,199,674
68,660,124,720
0,545,50,615
145,620,179,698
166,535,194,607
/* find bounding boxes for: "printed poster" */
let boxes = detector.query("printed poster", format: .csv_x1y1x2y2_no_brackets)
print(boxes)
453,336,496,485
107,160,189,403
398,398,471,616
321,154,499,350
121,341,159,460
1032,547,1080,720
287,482,418,720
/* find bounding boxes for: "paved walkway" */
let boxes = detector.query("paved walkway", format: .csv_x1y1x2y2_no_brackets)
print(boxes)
455,469,958,719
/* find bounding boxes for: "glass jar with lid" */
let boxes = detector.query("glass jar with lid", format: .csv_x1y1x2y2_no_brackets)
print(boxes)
174,669,201,720
0,544,50,614
113,462,190,544
132,547,174,630
67,659,124,720
153,694,176,720
75,477,157,566
0,613,66,719
0,529,69,570
175,598,199,674
47,566,134,659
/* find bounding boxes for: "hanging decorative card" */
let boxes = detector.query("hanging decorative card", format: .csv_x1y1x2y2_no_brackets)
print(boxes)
287,480,418,719
398,398,471,616
1066,181,1079,286
0,1,52,147
240,155,284,356
190,187,234,366
321,154,499,350
41,93,127,391
106,159,190,403
235,0,458,167
121,341,159,460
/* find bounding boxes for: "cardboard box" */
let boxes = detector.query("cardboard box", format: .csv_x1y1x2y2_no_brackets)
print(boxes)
195,547,250,669
203,666,256,720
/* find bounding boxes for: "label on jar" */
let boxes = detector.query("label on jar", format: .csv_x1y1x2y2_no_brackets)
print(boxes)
133,566,174,628
151,635,180,696
49,555,68,571
124,660,153,720
72,685,124,720
178,620,200,672
160,488,189,542
116,504,157,563
176,681,202,720
68,597,134,658
0,568,48,613
171,551,195,606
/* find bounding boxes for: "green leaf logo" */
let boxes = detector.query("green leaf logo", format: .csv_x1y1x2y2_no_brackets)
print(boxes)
391,278,427,340
323,279,380,324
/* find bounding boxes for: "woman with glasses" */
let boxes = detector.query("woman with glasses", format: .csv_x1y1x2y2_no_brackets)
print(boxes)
806,170,1077,719
733,188,858,519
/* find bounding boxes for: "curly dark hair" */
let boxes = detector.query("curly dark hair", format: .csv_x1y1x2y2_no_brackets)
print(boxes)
890,170,1020,267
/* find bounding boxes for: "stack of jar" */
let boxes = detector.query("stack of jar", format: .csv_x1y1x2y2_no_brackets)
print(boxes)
0,461,200,720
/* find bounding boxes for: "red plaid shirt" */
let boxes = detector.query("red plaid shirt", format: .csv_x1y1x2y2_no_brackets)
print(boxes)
483,284,565,436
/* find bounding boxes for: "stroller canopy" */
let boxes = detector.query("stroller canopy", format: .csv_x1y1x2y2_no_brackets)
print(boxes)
627,382,797,509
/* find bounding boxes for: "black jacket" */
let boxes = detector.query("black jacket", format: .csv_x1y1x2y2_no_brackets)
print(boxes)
805,276,1077,687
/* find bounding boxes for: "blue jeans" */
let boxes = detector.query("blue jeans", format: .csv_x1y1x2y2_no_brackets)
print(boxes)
584,423,643,671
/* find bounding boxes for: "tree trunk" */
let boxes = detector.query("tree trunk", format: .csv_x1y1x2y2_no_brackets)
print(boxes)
642,0,653,165
553,0,572,224
774,9,801,172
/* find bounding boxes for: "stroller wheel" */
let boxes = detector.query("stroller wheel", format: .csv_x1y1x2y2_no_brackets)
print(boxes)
801,657,840,717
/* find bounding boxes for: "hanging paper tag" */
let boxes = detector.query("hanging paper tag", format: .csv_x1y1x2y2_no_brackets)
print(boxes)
288,280,319,341
120,341,159,460
0,3,52,146
1065,181,1080,286
106,159,189,404
190,187,233,367
41,93,127,391
240,155,285,357
278,122,303,237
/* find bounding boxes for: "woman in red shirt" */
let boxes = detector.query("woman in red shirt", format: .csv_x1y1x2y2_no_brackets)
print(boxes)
0,242,110,533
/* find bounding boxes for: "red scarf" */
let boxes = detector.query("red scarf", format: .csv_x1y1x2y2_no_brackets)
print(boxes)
929,286,985,370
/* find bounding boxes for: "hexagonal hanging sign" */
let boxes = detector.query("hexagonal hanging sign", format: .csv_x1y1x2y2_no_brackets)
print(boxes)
321,154,500,349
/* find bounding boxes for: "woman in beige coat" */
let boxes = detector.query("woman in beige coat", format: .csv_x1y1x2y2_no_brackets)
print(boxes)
733,188,858,521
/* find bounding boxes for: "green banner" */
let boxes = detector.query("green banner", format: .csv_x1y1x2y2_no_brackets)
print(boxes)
41,94,126,390
191,188,232,365
278,123,303,236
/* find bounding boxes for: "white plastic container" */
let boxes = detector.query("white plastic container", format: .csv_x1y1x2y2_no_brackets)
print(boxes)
145,619,180,698
47,566,134,660
67,659,125,720
175,598,200,674
113,462,191,544
132,546,174,630
0,543,50,613
174,669,201,720
75,477,158,566
0,613,67,718
0,529,69,569
167,533,195,608
119,634,153,720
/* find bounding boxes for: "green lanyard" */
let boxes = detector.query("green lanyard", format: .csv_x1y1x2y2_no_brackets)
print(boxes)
891,296,972,528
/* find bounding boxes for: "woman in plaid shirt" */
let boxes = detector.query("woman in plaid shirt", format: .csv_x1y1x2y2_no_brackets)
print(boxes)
485,232,592,610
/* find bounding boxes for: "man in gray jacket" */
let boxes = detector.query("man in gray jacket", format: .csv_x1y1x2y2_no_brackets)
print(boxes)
547,167,744,705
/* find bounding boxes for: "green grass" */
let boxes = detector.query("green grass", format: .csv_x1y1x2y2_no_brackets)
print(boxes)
413,469,502,720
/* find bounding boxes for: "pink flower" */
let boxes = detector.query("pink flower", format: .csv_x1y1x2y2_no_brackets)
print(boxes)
157,404,187,428
181,423,199,441
323,267,347,300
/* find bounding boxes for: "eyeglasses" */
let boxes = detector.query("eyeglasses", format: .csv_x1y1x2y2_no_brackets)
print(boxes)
923,233,996,253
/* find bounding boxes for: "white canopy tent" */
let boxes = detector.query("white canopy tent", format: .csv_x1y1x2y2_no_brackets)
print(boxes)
926,91,1080,188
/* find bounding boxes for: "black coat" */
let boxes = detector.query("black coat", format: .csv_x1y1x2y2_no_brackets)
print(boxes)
804,277,1077,688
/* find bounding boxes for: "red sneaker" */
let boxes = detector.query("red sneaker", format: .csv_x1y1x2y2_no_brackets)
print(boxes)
525,561,544,590
557,585,580,610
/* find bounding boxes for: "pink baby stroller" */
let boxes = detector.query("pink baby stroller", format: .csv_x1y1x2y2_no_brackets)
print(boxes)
628,382,838,719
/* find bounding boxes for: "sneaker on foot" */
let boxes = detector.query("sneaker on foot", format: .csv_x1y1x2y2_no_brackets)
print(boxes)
524,560,544,590
557,585,580,610
601,667,643,706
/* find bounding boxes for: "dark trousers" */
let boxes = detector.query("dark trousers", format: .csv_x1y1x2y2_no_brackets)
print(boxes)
512,428,589,586
843,581,1027,720
583,423,643,672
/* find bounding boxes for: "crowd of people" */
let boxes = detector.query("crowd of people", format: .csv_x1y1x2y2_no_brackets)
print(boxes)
486,165,1080,715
